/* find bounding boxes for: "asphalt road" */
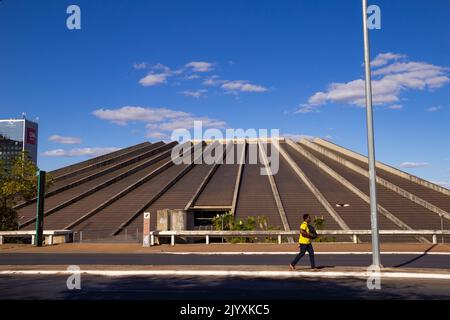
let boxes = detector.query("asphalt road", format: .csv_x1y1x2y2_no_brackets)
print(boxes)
1,274,450,300
1,253,450,268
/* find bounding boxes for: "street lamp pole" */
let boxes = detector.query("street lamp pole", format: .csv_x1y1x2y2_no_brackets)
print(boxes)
362,0,381,267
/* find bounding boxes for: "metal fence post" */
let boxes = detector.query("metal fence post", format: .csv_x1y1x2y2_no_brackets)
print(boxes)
35,171,46,247
432,234,437,244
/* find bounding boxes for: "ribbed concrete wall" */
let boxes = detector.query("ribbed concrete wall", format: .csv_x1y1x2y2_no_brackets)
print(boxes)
16,139,449,243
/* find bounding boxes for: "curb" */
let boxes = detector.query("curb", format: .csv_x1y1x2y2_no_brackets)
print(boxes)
2,269,450,280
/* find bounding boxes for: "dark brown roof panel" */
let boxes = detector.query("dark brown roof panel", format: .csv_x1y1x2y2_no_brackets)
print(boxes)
50,142,152,178
301,143,448,231
277,144,345,230
194,163,239,207
234,144,282,227
121,163,214,233
313,142,450,212
23,157,172,230
283,143,397,230
17,146,172,225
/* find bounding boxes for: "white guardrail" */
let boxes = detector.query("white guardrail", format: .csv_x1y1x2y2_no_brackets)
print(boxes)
147,230,450,246
0,230,73,245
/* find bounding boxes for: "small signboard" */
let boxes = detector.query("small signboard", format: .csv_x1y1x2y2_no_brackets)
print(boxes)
142,212,151,247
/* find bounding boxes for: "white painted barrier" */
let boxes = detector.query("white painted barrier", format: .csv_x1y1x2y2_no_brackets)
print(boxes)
148,230,450,246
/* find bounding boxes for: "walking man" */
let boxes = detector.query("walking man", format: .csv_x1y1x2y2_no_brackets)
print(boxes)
289,214,317,270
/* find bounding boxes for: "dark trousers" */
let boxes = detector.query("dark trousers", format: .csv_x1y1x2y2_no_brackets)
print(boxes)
291,244,315,268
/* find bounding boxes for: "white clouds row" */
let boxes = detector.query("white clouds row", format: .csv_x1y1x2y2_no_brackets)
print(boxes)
221,80,268,93
398,162,430,168
93,106,226,140
202,76,268,93
135,61,268,95
136,61,215,87
179,89,208,98
48,135,82,144
426,106,441,112
370,52,406,67
297,53,449,113
42,147,120,158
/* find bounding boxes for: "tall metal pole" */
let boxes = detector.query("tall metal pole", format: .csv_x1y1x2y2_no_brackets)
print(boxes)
362,0,381,267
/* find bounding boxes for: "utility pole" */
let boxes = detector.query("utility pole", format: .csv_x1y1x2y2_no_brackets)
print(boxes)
362,0,381,267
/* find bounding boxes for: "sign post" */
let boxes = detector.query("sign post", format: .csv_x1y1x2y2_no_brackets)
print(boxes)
35,170,46,247
143,212,151,247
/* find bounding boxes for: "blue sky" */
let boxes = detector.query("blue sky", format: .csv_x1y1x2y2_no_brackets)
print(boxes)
0,0,449,188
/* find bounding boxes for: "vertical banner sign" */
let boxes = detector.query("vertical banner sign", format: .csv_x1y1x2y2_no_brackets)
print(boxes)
35,171,46,247
143,212,151,247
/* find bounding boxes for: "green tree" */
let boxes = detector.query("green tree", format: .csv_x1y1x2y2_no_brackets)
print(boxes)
212,212,280,243
0,152,52,231
312,216,336,242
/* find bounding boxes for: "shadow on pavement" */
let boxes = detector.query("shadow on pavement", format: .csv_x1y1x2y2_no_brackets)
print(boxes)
2,274,449,300
393,244,437,268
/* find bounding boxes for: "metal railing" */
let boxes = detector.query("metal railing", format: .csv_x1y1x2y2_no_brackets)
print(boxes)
147,229,450,246
72,228,143,243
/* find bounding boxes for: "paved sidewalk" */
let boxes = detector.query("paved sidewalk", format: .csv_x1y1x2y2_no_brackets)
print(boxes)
1,242,450,254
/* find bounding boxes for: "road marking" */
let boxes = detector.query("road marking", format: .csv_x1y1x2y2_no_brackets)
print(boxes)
146,251,450,255
1,269,450,280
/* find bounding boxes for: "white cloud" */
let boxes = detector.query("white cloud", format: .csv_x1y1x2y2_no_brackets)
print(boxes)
151,63,172,73
221,80,268,93
298,53,449,112
137,62,214,87
399,162,430,168
42,147,120,158
135,61,269,96
202,75,224,86
370,53,406,67
283,133,315,141
133,62,148,70
386,104,403,110
93,106,226,140
184,74,200,80
139,73,169,87
185,61,215,72
145,131,169,140
426,106,441,112
93,106,190,126
295,104,319,114
179,89,207,98
48,135,82,144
